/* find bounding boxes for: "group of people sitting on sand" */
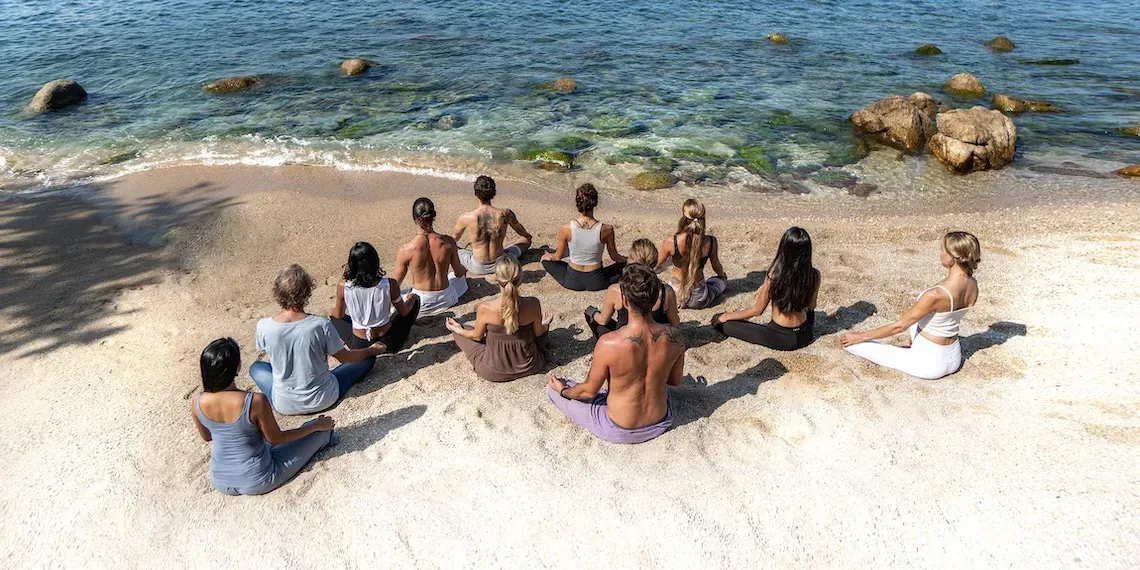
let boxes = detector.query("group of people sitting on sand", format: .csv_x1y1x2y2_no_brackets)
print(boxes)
192,175,983,496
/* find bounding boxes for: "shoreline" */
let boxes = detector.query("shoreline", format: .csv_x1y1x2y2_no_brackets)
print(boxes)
2,163,1139,566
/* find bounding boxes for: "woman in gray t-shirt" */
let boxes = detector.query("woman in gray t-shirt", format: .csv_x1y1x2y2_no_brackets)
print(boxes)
251,264,385,415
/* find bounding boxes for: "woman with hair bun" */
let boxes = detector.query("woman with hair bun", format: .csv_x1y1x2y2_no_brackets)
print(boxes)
840,231,981,379
657,199,728,309
447,256,553,382
541,183,627,291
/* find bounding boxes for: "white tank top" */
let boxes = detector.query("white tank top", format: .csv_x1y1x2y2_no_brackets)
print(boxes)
568,220,604,266
916,285,970,338
344,278,393,330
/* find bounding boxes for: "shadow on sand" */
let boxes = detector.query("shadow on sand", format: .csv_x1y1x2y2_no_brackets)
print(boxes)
317,405,427,461
670,357,788,430
962,321,1028,360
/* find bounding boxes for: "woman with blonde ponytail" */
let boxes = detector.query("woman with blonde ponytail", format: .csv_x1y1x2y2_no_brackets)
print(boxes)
656,199,728,309
841,231,981,379
447,256,553,382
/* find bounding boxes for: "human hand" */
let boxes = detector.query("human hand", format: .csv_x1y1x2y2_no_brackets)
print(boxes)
314,415,336,431
548,374,566,393
540,252,554,262
710,312,724,326
370,342,388,355
839,332,860,348
542,311,554,327
445,317,462,333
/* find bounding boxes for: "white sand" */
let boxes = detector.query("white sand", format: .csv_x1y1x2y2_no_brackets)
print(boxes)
1,165,1138,568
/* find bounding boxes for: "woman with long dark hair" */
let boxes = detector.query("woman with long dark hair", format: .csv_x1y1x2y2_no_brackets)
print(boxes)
330,241,421,352
713,227,820,350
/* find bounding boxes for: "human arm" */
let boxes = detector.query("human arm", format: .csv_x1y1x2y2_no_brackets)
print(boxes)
716,276,771,324
541,225,571,262
549,343,610,400
390,247,411,287
250,393,334,446
449,240,467,278
594,286,619,325
446,305,489,341
708,237,727,280
452,215,468,243
667,346,685,387
664,286,681,326
602,224,627,263
809,269,821,310
325,320,385,360
191,400,212,442
330,280,347,319
532,300,554,337
839,289,940,347
655,236,673,269
505,209,532,241
389,278,413,317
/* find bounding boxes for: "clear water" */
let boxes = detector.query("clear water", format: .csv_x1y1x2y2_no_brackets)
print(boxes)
1,0,1138,191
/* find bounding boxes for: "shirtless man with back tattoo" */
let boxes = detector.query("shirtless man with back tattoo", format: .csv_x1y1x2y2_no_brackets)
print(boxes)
453,175,533,276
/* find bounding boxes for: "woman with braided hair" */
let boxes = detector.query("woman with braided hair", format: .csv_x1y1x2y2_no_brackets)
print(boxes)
840,231,981,379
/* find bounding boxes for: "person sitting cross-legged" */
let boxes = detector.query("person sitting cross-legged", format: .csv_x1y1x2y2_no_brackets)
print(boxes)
547,264,685,444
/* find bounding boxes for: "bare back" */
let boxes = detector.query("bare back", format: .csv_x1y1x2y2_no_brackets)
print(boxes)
459,205,510,262
401,232,461,292
595,320,685,429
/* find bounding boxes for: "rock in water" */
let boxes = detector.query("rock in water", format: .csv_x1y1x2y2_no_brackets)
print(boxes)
1025,101,1063,113
204,76,262,93
1123,125,1140,136
630,171,678,191
983,35,1016,51
944,73,986,97
341,58,374,76
766,33,789,45
915,44,942,55
992,94,1027,113
27,79,87,113
1116,165,1140,177
551,78,577,92
850,93,941,152
928,106,1017,173
907,92,944,119
1020,59,1079,66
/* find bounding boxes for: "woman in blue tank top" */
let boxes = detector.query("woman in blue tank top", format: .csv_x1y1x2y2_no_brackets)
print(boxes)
192,338,336,496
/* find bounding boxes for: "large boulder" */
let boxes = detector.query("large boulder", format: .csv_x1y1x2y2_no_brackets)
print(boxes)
984,35,1016,51
850,93,941,152
916,44,942,55
907,91,944,119
766,33,789,45
204,75,262,93
27,79,87,113
1116,165,1140,177
341,58,374,76
928,106,1017,173
944,73,986,97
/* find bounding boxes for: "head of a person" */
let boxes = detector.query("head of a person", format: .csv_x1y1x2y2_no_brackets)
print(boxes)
273,264,314,311
200,337,241,393
675,198,708,299
676,198,707,235
941,231,981,275
494,255,523,334
343,241,385,288
412,197,436,229
474,175,497,204
627,238,658,267
575,183,599,214
620,263,660,317
768,226,816,313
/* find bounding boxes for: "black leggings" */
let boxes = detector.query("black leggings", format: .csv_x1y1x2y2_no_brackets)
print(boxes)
331,296,421,352
542,260,625,292
715,311,815,351
584,306,618,339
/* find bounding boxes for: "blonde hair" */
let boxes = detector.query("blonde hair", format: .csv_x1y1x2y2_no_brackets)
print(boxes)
628,238,658,267
494,256,523,334
943,231,981,275
675,199,707,302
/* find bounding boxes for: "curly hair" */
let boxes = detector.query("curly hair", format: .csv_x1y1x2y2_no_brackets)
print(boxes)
575,183,599,214
273,264,314,310
620,264,659,316
474,175,497,203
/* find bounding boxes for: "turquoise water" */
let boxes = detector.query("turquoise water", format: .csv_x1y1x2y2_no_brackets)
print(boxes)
1,0,1138,190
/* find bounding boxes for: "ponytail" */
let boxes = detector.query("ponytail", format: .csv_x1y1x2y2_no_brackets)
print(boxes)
493,256,523,334
676,199,707,303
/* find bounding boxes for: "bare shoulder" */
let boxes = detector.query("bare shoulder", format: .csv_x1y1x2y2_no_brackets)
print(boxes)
650,323,686,348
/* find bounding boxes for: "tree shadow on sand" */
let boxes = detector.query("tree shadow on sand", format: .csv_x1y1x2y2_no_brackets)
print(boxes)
315,405,427,462
961,321,1028,360
670,357,788,430
0,183,235,358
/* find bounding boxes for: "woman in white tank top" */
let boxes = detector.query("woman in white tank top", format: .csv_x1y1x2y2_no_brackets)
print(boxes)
541,183,628,291
330,242,421,353
840,232,981,380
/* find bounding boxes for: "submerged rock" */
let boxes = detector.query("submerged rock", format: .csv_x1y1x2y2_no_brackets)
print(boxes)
524,150,573,171
992,94,1063,113
928,106,1017,173
766,33,789,45
915,44,943,55
1025,101,1063,113
944,73,986,98
100,150,141,165
1123,125,1140,136
537,78,577,93
732,146,776,173
341,58,374,76
204,76,262,93
1116,164,1140,177
630,171,679,191
850,93,940,152
1019,59,1079,66
983,35,1016,52
27,79,87,113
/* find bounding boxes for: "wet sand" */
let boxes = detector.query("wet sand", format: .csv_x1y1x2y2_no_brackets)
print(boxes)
1,164,1139,567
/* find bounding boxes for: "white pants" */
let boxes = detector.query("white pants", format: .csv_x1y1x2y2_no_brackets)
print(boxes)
405,274,469,318
845,324,962,380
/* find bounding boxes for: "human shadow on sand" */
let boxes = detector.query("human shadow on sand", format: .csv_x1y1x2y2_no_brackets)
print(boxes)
961,321,1028,360
543,324,595,368
670,357,788,430
813,301,878,337
345,339,462,399
316,405,427,461
722,270,767,302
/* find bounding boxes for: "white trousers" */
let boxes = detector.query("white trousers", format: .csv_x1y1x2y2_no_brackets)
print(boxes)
845,324,962,380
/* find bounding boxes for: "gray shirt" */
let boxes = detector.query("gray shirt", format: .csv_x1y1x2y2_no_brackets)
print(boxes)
255,315,345,415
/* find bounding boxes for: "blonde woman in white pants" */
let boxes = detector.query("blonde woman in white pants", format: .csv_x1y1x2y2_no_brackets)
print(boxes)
840,232,981,380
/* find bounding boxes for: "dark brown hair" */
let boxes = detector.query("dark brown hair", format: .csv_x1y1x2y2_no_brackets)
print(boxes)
575,183,599,213
620,264,659,316
474,175,496,203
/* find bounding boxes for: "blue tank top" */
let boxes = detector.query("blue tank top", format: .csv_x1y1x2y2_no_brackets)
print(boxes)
195,392,274,490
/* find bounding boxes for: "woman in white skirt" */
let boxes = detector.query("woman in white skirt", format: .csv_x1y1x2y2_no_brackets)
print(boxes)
840,231,981,380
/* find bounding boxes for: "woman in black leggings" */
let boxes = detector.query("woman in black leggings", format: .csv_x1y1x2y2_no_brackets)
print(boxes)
541,183,627,291
712,227,820,351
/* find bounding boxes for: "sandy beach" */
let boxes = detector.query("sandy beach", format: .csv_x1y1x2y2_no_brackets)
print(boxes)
2,164,1139,568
